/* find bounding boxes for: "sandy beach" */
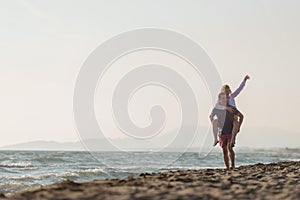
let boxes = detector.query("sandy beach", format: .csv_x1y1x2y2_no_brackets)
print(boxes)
1,161,298,200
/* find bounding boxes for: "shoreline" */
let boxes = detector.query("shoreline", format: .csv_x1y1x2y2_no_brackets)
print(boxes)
1,161,299,200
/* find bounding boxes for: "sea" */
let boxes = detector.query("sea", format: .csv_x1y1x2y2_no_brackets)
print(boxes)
0,148,299,195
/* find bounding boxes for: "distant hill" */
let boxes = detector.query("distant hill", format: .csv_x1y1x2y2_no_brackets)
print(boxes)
0,140,84,151
0,127,299,151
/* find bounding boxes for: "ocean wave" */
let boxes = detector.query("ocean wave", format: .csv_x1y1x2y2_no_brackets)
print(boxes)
159,166,221,170
5,174,40,181
58,168,107,178
3,168,107,182
0,161,34,168
0,182,41,195
278,158,300,162
33,156,67,163
107,165,208,171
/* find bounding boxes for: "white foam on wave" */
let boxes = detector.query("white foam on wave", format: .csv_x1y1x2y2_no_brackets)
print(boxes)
0,161,34,168
3,167,107,182
58,168,106,178
0,182,41,195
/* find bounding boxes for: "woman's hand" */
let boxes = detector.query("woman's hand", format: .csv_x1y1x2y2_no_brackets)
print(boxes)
226,107,234,113
244,75,250,81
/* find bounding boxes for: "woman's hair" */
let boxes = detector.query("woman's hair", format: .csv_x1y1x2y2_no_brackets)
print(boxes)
221,84,230,93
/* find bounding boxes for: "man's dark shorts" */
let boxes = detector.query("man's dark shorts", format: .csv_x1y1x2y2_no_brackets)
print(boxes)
219,134,232,148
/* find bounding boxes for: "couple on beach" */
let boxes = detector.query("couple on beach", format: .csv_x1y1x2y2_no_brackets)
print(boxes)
209,75,250,170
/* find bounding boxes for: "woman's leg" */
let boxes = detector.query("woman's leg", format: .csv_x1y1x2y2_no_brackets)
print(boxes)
231,112,244,146
231,120,239,146
237,112,244,131
212,119,219,146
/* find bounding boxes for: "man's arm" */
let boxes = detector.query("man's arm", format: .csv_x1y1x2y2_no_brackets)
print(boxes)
231,75,250,98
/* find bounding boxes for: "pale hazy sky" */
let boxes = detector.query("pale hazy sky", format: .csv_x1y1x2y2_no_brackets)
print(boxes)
0,0,299,147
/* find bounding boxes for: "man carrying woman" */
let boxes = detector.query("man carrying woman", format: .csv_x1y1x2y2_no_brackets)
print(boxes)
209,75,250,169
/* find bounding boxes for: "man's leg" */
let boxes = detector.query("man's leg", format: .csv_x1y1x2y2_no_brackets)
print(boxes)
228,144,235,169
222,146,230,170
212,119,219,146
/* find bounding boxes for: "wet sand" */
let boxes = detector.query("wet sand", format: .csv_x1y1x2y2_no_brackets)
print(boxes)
1,161,299,200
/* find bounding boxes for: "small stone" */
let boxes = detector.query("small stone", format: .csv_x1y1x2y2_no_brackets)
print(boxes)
175,177,193,183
